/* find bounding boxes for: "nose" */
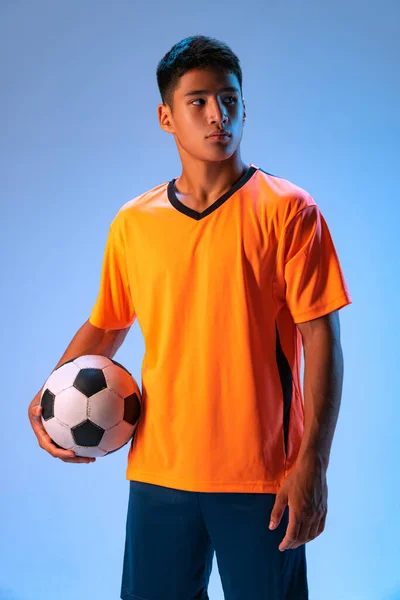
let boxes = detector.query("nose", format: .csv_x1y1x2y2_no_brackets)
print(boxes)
208,97,229,125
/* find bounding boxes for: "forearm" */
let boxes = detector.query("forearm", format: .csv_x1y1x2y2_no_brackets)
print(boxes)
33,319,129,400
53,319,127,367
296,331,344,470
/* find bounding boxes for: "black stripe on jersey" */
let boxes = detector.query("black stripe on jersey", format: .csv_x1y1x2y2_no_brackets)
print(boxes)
167,165,257,221
275,321,292,459
258,167,285,179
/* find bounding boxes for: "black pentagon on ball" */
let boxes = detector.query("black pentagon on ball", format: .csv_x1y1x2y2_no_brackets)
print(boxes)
124,393,141,425
73,368,107,397
72,420,105,446
41,389,55,420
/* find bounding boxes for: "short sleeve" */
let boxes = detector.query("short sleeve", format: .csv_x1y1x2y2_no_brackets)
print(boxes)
89,220,136,330
277,204,352,324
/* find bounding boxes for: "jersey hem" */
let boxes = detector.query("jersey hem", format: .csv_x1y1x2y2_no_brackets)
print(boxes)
292,292,352,324
125,468,283,493
88,314,135,330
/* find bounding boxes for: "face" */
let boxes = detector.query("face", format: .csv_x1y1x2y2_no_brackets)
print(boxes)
158,68,246,162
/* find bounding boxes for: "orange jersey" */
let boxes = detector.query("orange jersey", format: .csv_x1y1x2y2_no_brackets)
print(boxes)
89,164,352,493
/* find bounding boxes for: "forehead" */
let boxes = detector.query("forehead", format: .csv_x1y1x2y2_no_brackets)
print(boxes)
174,68,240,97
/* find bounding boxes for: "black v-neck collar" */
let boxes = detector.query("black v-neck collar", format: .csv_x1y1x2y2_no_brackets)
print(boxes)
167,164,258,221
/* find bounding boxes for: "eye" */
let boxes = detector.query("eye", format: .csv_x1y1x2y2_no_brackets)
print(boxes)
223,96,237,104
190,96,238,106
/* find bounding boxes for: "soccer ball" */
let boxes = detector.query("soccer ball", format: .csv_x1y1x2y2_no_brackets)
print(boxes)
40,354,141,458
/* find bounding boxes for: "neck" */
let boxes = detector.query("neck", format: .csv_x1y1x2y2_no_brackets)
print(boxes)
175,153,250,208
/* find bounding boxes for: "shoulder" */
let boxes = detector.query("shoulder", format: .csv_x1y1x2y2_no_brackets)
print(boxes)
255,166,318,232
110,179,170,229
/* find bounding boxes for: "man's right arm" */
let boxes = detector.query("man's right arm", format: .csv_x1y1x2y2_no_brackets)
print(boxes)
28,319,131,463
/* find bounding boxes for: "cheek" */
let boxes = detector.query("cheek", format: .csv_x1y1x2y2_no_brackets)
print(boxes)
175,115,204,143
182,110,203,130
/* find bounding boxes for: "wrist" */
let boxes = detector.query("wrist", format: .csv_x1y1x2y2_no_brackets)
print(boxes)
296,449,329,472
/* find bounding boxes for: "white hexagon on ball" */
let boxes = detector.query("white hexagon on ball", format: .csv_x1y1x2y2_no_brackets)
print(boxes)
45,362,80,395
73,354,113,370
71,444,107,458
54,387,88,427
43,418,75,450
103,364,136,397
88,387,124,429
99,420,136,452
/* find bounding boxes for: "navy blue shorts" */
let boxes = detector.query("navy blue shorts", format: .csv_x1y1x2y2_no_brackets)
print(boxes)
121,480,308,600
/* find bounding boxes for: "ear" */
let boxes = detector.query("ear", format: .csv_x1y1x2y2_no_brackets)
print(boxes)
158,104,174,134
242,96,247,121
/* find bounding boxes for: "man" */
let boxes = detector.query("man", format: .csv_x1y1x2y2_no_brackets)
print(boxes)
29,35,352,600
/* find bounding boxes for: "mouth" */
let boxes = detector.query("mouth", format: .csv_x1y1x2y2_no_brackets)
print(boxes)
207,133,231,140
207,130,231,138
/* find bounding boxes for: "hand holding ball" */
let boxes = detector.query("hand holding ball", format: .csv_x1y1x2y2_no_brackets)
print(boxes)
40,355,141,458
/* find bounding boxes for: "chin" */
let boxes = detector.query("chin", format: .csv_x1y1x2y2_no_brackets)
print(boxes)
202,152,236,164
203,145,237,160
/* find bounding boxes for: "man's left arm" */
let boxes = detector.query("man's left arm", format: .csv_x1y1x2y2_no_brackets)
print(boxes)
269,309,344,551
296,308,344,468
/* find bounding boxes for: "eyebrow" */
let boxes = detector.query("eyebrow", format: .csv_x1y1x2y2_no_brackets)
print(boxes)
183,86,240,97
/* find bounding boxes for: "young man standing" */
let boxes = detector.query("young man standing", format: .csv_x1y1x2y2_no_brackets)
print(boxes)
29,35,352,600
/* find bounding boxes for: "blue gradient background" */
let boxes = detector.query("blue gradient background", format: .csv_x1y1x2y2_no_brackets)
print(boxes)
1,1,398,599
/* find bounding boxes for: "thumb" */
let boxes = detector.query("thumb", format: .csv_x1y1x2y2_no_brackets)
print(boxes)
31,404,41,418
269,489,288,530
30,404,43,424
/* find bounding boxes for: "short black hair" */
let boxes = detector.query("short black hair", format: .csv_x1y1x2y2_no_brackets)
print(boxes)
156,35,243,111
